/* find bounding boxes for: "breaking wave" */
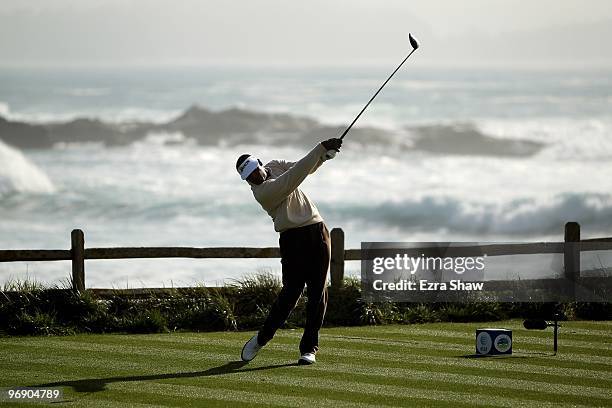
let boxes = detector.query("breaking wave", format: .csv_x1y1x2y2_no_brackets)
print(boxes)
323,193,612,236
0,140,55,197
0,104,548,157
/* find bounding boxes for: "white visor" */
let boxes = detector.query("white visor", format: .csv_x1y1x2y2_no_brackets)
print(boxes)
237,156,260,180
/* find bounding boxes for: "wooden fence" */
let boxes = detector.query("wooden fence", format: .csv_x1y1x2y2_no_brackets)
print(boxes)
1,222,611,295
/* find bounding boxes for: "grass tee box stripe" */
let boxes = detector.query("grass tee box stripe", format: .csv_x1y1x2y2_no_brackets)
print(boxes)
0,320,611,408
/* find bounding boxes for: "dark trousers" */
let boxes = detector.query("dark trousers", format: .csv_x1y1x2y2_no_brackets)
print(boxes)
257,221,330,354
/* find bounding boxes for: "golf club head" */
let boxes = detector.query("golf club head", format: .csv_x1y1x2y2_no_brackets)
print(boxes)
409,33,420,50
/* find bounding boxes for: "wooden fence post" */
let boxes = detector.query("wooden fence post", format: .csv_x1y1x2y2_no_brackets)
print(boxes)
71,229,85,292
330,228,345,287
564,222,580,300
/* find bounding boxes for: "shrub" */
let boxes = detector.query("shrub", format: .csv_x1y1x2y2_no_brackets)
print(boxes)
2,274,608,336
439,303,506,322
122,309,168,334
160,290,238,332
401,304,441,324
204,292,238,331
231,272,281,323
9,311,72,336
503,302,562,320
326,278,363,326
568,302,612,320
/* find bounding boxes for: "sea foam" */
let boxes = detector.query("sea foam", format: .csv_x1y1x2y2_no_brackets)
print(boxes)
0,140,55,197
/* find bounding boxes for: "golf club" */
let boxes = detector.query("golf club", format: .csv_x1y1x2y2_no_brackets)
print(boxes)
325,33,420,159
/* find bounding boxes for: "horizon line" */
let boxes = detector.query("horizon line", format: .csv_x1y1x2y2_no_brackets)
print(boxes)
2,60,612,72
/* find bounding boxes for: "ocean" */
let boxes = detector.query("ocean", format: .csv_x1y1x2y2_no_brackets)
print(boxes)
1,66,611,287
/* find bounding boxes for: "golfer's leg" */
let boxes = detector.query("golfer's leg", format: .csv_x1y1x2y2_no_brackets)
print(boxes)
257,279,304,346
299,223,331,354
300,278,328,354
257,231,306,346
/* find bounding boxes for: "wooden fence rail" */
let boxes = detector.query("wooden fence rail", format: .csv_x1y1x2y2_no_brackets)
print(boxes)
1,222,612,293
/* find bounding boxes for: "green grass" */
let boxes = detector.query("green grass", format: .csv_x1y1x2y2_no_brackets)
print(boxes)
1,320,611,407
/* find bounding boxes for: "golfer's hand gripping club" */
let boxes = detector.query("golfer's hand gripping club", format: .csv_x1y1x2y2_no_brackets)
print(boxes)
321,138,342,160
324,150,337,160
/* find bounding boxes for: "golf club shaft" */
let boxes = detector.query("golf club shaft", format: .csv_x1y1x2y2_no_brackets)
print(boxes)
340,47,418,140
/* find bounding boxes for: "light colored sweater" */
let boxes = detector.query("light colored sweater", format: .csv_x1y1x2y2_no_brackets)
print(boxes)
250,144,327,232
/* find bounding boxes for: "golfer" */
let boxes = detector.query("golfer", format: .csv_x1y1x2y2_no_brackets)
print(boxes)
237,138,342,365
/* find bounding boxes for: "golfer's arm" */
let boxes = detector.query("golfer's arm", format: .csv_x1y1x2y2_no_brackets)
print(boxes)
277,151,325,174
259,144,326,206
275,160,295,172
310,155,325,173
278,159,324,174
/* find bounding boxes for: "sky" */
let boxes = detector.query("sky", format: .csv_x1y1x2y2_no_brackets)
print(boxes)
1,0,612,68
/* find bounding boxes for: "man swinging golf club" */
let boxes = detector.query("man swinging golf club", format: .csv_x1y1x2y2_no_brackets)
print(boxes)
237,138,342,365
237,32,420,365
